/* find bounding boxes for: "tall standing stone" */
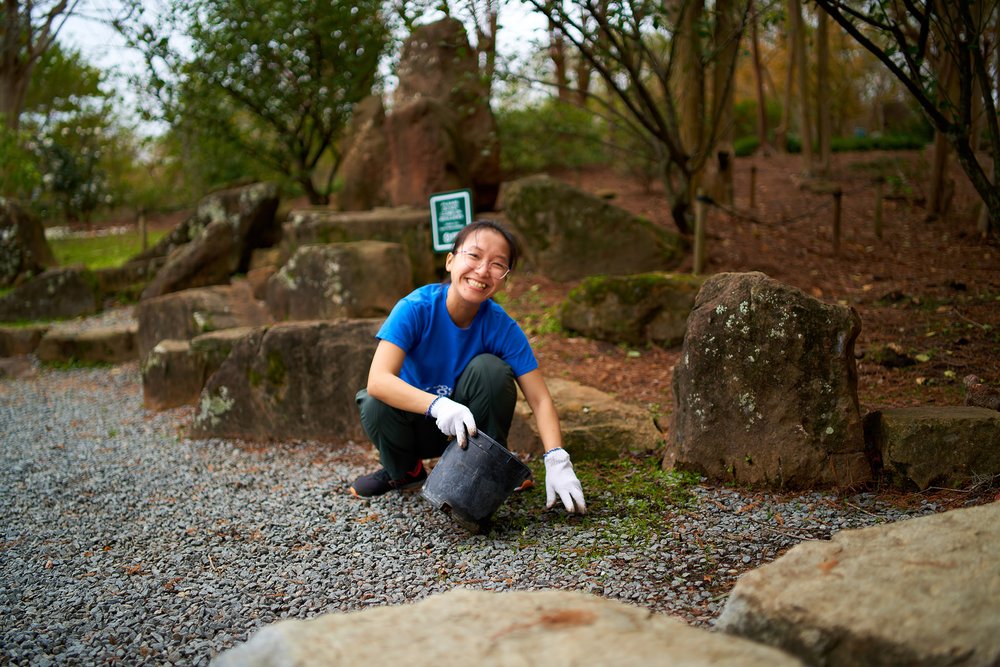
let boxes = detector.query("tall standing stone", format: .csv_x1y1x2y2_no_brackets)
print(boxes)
385,18,501,212
338,96,391,211
666,272,871,489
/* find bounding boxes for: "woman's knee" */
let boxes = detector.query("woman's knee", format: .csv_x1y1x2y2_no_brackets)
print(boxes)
463,354,515,388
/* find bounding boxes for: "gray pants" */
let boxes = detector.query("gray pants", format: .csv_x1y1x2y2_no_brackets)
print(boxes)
356,354,517,480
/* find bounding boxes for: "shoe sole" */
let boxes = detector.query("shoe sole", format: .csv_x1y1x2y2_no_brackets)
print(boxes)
349,478,425,499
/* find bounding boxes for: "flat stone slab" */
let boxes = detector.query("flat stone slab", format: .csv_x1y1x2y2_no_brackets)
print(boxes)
716,502,1000,666
35,322,139,364
0,324,48,357
142,339,204,411
864,406,1000,490
213,589,803,666
510,377,664,460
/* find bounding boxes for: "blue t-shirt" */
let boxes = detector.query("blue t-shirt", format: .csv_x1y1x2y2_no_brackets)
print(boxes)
376,283,538,397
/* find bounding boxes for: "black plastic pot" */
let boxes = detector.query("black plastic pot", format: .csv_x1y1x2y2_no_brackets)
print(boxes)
421,431,531,532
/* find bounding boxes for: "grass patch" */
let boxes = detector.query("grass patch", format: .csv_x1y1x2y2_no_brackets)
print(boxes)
49,229,167,270
501,454,701,551
41,357,113,370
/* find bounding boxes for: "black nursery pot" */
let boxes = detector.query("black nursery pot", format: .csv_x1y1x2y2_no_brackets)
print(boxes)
421,431,531,532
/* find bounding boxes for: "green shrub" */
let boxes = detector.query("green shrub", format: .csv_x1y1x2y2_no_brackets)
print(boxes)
496,99,608,175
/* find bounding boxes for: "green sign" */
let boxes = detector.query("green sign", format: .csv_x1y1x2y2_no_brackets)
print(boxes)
430,189,473,252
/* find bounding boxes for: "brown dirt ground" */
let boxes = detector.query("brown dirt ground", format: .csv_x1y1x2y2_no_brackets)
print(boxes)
496,151,1000,507
499,151,1000,415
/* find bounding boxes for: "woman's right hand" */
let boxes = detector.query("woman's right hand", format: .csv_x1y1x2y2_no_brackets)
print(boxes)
430,396,477,448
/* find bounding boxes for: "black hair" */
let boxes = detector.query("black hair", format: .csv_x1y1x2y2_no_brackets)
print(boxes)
450,219,520,271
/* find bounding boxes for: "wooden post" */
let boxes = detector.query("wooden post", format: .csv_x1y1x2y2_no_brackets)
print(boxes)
874,177,884,239
832,188,843,255
750,165,757,209
694,189,707,275
138,207,148,252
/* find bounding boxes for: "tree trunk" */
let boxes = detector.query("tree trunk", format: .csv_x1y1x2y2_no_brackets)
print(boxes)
790,0,813,171
474,1,498,98
926,40,958,221
574,55,591,105
816,10,832,174
674,0,705,154
775,6,795,153
710,0,741,205
299,173,328,206
750,0,772,152
548,20,570,103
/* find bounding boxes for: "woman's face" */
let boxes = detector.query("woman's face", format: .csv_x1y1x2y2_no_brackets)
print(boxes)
445,229,512,307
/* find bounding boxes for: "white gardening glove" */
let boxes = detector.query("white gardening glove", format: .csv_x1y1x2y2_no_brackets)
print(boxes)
430,396,477,448
544,448,586,514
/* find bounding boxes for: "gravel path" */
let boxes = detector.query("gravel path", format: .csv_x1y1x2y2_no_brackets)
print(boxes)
2,364,947,665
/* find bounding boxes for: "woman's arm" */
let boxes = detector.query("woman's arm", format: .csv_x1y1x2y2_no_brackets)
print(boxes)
517,368,586,513
366,339,439,415
516,369,562,453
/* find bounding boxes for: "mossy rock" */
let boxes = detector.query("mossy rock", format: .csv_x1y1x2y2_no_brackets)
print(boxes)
500,175,687,281
561,272,705,347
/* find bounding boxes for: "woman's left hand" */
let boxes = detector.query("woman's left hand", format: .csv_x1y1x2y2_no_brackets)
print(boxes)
543,448,586,514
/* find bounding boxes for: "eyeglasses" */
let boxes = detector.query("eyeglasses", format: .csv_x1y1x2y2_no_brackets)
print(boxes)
455,250,511,280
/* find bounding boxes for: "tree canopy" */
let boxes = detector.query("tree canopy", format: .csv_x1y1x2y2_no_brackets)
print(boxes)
121,0,390,204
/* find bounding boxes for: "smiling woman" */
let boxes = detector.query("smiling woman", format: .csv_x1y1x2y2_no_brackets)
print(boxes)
350,218,588,521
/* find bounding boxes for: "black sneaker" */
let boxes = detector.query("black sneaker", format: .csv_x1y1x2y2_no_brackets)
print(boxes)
349,462,427,498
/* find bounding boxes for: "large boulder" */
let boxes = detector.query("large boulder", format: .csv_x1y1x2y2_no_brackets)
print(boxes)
561,272,704,347
213,588,803,667
0,267,100,322
338,96,391,211
717,502,1000,666
283,208,436,286
141,182,280,299
501,175,686,281
509,378,664,460
0,198,55,288
189,319,381,443
266,242,412,321
667,272,870,489
135,283,272,360
385,18,501,212
863,406,1000,490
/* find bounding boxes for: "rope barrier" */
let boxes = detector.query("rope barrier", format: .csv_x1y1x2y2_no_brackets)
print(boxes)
698,174,883,228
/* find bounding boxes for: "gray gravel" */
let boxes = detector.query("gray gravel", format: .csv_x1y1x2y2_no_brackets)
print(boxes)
2,363,949,665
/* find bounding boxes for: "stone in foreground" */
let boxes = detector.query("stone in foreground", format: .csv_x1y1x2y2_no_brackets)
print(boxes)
864,406,1000,490
717,502,1000,666
212,589,803,667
